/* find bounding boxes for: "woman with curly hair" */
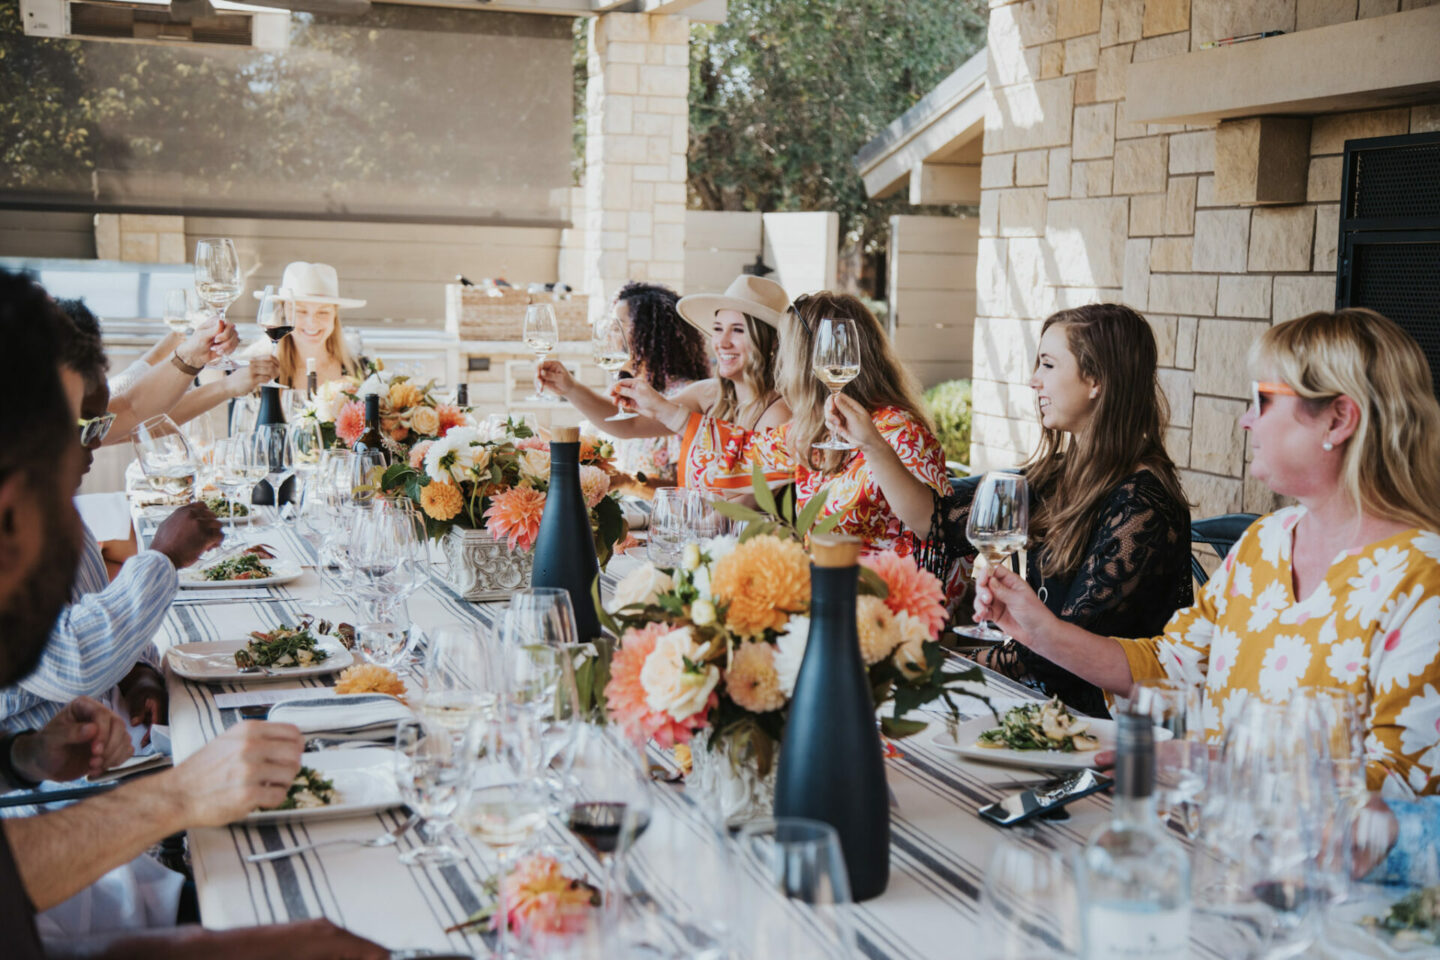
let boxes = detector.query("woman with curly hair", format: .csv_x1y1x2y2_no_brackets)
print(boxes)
539,276,791,491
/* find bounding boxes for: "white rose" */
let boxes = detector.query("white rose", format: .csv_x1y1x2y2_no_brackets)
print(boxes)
608,563,673,613
691,599,717,627
455,444,492,476
313,380,347,423
639,627,720,721
356,373,386,398
890,611,931,680
519,449,551,483
682,542,702,572
774,615,810,698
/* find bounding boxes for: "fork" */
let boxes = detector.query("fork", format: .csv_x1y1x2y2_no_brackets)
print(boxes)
245,813,419,862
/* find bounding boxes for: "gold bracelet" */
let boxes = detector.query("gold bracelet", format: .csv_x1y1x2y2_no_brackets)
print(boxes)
171,350,204,376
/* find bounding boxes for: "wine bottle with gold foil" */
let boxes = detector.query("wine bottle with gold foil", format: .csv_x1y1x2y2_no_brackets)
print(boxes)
352,394,383,456
773,533,890,901
530,426,601,641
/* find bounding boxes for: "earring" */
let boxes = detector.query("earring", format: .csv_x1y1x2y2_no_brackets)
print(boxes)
1322,441,1334,451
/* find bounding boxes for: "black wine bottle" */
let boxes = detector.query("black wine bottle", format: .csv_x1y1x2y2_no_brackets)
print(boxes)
773,533,890,901
352,394,383,455
456,382,469,407
305,358,318,400
530,426,601,642
250,383,295,507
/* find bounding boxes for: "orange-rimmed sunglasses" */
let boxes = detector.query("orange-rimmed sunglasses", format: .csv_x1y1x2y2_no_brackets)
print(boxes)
1251,380,1297,413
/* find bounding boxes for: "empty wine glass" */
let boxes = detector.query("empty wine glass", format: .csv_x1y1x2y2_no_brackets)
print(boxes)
811,316,861,451
979,839,1079,959
132,415,198,506
193,238,243,371
288,420,325,503
523,303,562,403
593,307,636,422
214,434,266,545
737,818,857,960
647,488,688,568
254,423,294,524
394,714,471,866
351,447,388,507
957,472,1030,642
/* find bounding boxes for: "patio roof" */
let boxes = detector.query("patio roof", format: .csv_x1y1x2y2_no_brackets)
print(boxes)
378,0,727,21
854,46,987,205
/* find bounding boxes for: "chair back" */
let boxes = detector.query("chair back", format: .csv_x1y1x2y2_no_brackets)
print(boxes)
1190,513,1259,586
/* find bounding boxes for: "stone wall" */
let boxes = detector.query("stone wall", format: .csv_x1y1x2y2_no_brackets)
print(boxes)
973,0,1440,518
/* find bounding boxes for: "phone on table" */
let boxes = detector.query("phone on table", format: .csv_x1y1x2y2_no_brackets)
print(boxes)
977,769,1114,827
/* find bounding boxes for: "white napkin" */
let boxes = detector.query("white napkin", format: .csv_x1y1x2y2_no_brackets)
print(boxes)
268,694,411,737
75,492,134,542
620,497,651,531
172,588,278,603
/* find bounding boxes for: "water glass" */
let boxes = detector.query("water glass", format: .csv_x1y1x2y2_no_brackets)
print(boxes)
394,714,470,866
978,839,1078,959
648,488,688,567
620,808,733,959
1128,677,1207,834
357,620,413,669
737,817,857,960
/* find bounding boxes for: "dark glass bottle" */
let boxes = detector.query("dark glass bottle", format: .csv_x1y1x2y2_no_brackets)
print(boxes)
774,533,890,901
530,426,601,642
456,383,469,407
305,358,318,400
352,394,383,455
250,383,295,507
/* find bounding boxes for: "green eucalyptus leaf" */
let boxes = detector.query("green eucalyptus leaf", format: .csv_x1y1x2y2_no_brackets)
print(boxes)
795,485,830,536
712,499,765,524
812,508,846,536
751,461,779,518
880,716,928,739
857,565,890,600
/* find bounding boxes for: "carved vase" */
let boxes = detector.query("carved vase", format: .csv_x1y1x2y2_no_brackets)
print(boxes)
440,527,534,602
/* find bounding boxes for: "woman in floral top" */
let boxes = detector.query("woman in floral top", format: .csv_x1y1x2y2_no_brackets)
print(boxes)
625,292,948,555
976,309,1440,796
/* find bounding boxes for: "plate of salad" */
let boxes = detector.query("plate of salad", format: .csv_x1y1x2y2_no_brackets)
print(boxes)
935,698,1170,771
178,546,302,588
167,620,353,683
243,749,403,824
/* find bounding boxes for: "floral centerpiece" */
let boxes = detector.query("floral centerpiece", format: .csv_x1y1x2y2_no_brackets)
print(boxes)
446,852,600,943
593,466,987,820
301,359,467,458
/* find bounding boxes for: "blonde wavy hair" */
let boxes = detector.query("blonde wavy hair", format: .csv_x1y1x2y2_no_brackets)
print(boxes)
275,303,361,389
711,313,782,430
779,292,933,475
1252,308,1440,533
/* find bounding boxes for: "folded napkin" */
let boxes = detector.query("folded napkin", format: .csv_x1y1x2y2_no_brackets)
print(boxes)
620,497,651,531
268,694,412,738
173,588,279,603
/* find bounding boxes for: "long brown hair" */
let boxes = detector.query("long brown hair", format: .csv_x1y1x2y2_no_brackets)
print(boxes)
779,292,933,475
1253,308,1440,532
711,313,782,429
276,303,361,388
1023,304,1187,579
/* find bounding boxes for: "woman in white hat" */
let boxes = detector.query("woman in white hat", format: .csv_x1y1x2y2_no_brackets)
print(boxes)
538,274,792,490
243,261,365,389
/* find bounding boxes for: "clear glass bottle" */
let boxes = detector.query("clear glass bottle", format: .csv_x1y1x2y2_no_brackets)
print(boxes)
1077,711,1191,959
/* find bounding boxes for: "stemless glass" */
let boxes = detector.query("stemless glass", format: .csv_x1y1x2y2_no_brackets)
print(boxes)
394,714,470,866
193,238,243,371
957,472,1030,642
131,415,198,506
979,839,1079,959
647,488,688,568
737,818,857,960
811,316,861,451
523,303,562,403
592,307,636,422
1129,677,1207,835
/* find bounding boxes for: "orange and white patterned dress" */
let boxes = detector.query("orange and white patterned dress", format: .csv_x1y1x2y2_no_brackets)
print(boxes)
1116,506,1440,797
677,406,948,555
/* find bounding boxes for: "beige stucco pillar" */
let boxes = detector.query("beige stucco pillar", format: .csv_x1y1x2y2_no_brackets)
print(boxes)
582,11,690,321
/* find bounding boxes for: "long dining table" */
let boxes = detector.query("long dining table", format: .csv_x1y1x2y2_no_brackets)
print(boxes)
147,513,1265,959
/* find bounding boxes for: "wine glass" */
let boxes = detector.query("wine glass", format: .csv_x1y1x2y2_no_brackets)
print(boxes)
957,472,1029,643
647,488,687,568
421,624,506,738
131,415,198,507
523,303,561,403
351,448,388,507
346,504,406,619
811,316,861,451
288,420,325,502
162,287,196,337
254,423,294,524
255,285,291,384
593,308,636,422
618,807,734,959
737,818,857,960
193,238,243,371
1128,678,1207,837
214,434,266,544
394,714,471,866
980,839,1079,959
566,726,655,909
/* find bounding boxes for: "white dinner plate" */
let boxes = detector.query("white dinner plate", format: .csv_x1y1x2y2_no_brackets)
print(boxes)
933,716,1171,771
166,636,353,684
244,747,404,824
178,557,303,589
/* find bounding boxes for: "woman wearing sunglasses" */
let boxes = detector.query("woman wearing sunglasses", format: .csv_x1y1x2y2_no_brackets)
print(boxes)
976,308,1440,797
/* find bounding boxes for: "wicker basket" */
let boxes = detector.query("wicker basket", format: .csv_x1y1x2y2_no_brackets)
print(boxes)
445,285,591,342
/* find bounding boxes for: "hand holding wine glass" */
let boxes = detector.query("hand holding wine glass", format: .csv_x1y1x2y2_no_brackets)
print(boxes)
255,286,292,386
592,308,637,422
958,472,1029,643
523,303,562,403
131,415,198,506
811,316,861,451
193,238,244,372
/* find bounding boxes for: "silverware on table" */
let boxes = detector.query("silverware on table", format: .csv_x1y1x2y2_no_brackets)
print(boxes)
245,813,419,863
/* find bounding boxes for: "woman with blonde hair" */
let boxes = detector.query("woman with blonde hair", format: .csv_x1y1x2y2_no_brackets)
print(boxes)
828,303,1192,716
623,291,948,553
242,262,364,388
548,275,791,490
976,308,1440,795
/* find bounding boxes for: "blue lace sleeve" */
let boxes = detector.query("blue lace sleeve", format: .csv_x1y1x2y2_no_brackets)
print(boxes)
1367,799,1440,886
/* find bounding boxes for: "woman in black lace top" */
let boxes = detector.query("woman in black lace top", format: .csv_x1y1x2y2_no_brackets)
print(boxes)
827,303,1192,716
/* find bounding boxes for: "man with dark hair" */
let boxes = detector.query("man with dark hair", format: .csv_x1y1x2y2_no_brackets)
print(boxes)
0,270,385,959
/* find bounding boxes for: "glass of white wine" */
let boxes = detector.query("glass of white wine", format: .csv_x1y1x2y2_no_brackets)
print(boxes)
395,714,471,866
957,471,1029,643
193,238,244,372
161,287,196,337
811,316,861,451
132,415,198,506
593,307,636,422
523,302,562,403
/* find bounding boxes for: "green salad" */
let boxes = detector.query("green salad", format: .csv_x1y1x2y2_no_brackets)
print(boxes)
202,554,272,581
271,766,337,811
1365,886,1440,945
234,623,330,669
977,698,1100,753
203,496,249,518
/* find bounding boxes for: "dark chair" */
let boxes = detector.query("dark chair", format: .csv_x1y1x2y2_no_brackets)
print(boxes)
1190,513,1259,586
949,474,982,498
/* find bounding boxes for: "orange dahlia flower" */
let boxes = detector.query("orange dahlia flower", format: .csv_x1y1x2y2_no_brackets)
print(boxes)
861,551,947,641
484,486,546,550
709,535,809,637
389,382,424,410
334,400,366,447
420,480,464,521
435,404,467,436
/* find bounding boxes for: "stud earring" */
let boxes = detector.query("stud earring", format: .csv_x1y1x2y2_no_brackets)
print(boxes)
1322,441,1334,451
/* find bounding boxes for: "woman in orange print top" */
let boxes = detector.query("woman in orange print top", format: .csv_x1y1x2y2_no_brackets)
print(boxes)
975,309,1440,796
618,292,948,555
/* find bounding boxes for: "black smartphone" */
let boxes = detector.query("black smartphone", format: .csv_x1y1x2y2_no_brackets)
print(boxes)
977,769,1114,826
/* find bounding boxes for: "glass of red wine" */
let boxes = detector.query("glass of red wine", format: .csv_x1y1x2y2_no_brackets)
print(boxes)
255,285,292,385
565,726,654,909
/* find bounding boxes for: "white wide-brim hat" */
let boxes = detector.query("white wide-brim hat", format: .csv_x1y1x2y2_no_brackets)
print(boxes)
676,275,789,334
253,261,366,308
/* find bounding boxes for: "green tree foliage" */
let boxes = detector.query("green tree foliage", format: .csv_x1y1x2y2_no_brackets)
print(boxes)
923,378,972,468
687,0,986,250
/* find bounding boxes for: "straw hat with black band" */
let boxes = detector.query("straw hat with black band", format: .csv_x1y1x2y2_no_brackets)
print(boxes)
676,275,789,335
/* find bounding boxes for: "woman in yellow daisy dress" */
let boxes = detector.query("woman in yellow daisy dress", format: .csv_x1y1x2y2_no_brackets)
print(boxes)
975,308,1440,797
